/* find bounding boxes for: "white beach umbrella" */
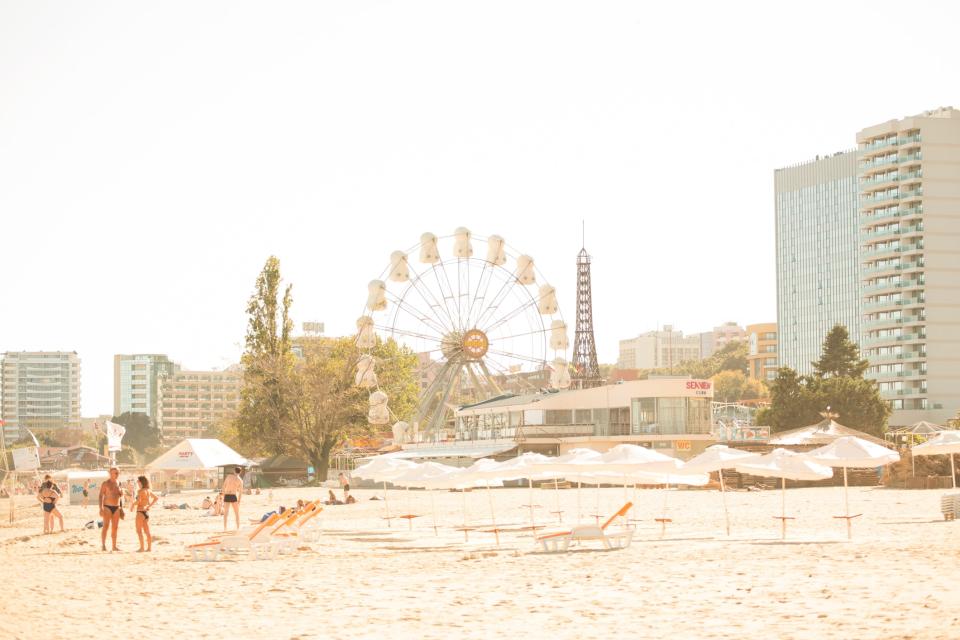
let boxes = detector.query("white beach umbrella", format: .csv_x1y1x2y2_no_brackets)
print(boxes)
353,457,418,527
807,436,900,538
481,453,558,537
683,445,762,536
389,462,463,534
912,431,960,489
533,448,604,522
735,449,833,539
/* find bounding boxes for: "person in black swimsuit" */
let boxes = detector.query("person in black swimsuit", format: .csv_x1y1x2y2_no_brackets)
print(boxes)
38,480,63,533
99,467,123,551
134,475,158,552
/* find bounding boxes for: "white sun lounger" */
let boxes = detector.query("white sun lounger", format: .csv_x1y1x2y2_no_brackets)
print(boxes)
537,502,634,552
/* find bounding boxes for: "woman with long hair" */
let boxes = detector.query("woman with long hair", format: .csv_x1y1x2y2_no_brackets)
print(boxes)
134,476,158,552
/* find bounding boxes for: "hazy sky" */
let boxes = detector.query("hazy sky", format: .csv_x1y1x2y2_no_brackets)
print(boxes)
1,1,957,416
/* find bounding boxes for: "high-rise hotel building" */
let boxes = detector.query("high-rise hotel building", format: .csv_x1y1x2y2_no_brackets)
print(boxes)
777,107,960,426
857,107,960,424
775,151,862,376
1,351,81,444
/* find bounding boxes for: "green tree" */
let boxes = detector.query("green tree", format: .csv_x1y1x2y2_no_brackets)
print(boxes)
812,324,869,378
711,340,749,375
712,370,749,403
235,256,294,456
110,412,160,452
276,336,418,481
757,326,890,435
755,367,817,430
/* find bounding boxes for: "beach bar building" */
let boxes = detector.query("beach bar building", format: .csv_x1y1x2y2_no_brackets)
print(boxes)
432,377,716,460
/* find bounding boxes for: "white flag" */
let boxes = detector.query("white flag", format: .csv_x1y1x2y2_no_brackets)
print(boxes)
106,421,126,452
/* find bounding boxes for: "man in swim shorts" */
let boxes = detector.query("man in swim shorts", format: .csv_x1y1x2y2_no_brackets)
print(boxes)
221,466,243,531
99,467,123,551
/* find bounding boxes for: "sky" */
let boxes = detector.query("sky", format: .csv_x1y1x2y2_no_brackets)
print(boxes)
1,0,957,416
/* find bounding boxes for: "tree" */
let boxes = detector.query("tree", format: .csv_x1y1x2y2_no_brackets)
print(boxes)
235,256,295,456
712,370,749,403
711,340,749,376
812,324,868,379
757,326,890,436
274,336,418,481
110,412,160,452
755,367,816,430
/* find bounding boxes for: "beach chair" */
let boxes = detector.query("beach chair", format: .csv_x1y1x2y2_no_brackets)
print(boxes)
188,513,283,561
536,502,634,552
273,502,324,547
941,494,959,521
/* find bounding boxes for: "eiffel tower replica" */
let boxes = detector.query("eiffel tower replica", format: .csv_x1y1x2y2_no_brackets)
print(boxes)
572,237,603,389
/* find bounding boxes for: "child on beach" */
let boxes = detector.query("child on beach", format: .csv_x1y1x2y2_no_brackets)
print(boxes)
134,476,158,552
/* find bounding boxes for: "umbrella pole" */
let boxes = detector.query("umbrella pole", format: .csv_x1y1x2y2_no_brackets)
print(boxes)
843,466,851,540
952,454,957,490
528,477,537,541
577,480,582,523
911,450,915,478
406,486,413,531
780,477,787,540
430,489,438,536
485,482,499,547
553,477,562,523
595,481,601,524
383,481,391,528
719,469,730,537
461,489,469,542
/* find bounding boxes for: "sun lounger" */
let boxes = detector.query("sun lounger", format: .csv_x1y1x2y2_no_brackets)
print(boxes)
273,503,324,546
536,502,634,552
188,513,283,561
941,493,959,521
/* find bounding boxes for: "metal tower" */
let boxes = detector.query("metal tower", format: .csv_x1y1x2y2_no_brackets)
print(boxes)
572,243,602,387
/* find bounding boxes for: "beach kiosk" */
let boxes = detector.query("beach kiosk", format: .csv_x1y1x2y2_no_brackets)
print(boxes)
147,439,252,494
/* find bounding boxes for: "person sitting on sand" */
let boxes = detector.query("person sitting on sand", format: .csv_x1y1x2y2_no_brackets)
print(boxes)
134,476,158,552
201,496,213,511
345,494,356,504
324,490,343,506
99,467,123,552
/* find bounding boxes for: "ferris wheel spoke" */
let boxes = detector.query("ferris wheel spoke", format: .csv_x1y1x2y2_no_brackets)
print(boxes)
464,260,491,329
384,291,450,336
432,261,462,333
473,269,519,330
481,296,540,335
487,326,550,342
374,324,443,344
486,348,548,366
407,263,459,332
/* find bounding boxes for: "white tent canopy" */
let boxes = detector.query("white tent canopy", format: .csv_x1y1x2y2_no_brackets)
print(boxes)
147,439,252,471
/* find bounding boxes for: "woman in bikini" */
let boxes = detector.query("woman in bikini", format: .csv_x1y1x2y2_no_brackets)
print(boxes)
37,480,63,533
99,467,123,551
134,475,158,552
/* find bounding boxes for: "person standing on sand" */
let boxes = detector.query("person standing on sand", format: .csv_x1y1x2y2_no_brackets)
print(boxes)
99,467,123,551
221,467,243,530
38,480,64,533
134,476,158,552
338,471,351,502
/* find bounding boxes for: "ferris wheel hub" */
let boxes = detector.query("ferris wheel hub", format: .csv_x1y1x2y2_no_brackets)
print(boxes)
461,328,489,360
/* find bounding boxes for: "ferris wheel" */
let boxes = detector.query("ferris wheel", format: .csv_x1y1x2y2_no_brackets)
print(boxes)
355,228,571,441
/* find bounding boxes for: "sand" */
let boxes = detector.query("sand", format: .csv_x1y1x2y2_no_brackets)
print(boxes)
1,484,958,640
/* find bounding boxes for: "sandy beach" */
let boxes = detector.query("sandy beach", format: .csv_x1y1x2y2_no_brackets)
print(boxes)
1,484,958,640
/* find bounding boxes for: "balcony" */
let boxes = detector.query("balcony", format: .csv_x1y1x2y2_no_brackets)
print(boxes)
900,169,923,183
860,190,900,205
862,208,902,223
862,225,900,239
862,244,901,259
899,134,921,145
860,154,900,171
860,136,899,153
899,152,923,164
900,188,923,201
860,173,899,189
863,281,902,294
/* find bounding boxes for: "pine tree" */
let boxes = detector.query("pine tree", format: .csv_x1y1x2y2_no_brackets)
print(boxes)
812,324,868,378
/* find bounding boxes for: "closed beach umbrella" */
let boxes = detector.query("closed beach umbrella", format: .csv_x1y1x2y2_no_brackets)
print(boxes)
353,457,418,526
735,449,833,539
912,431,960,489
390,462,463,534
807,436,900,539
534,448,604,522
683,445,761,536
